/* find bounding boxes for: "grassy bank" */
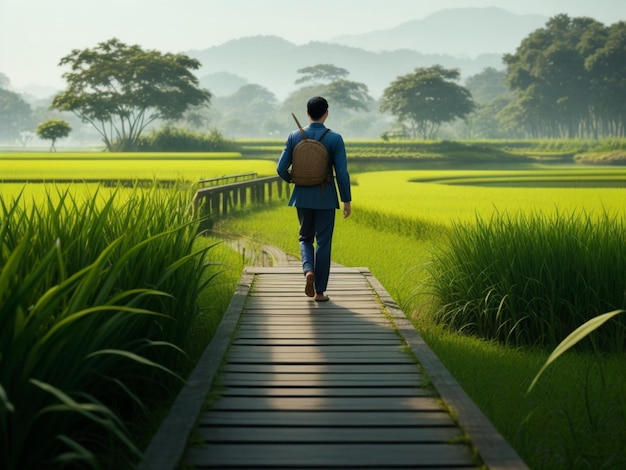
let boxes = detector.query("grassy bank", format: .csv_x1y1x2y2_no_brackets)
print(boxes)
0,186,244,468
212,167,626,469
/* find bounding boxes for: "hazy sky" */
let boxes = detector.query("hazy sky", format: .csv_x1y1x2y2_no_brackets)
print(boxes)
1,0,625,92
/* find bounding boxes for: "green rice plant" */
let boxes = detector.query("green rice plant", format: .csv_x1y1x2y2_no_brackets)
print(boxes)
0,158,276,182
0,152,242,160
529,309,626,392
351,169,626,231
213,168,626,470
0,184,221,468
216,203,626,470
425,210,626,349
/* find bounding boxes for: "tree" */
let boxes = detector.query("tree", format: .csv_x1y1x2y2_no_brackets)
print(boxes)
51,38,212,151
464,68,514,139
465,67,510,104
296,64,372,111
19,131,35,147
585,21,626,137
295,64,349,84
0,88,33,143
380,65,475,139
214,84,279,137
0,72,10,89
502,15,626,138
36,119,71,151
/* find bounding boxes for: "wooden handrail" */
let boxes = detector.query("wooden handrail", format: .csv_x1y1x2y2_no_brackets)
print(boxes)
196,172,257,186
194,176,290,229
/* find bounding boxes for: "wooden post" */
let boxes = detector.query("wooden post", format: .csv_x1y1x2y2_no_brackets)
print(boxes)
193,176,288,229
222,189,228,216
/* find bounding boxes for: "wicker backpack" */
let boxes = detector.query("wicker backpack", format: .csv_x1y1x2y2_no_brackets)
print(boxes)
289,113,331,186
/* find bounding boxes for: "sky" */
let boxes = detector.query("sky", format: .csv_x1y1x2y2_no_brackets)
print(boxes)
1,0,625,93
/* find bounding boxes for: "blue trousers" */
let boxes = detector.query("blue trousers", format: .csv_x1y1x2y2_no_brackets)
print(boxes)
297,207,336,293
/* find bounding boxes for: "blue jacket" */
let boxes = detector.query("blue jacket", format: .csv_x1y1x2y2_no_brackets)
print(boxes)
277,122,351,209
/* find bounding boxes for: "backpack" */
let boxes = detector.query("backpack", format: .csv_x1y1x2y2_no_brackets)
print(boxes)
289,113,332,186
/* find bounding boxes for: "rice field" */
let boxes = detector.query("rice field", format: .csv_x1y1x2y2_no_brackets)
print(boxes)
351,169,626,228
0,153,276,182
3,149,626,469
211,162,626,470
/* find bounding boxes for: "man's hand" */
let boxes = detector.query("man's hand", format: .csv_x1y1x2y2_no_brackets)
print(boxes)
343,202,351,218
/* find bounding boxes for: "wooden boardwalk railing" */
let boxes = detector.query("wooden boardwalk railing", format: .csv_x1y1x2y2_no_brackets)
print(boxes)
193,176,289,229
141,263,528,469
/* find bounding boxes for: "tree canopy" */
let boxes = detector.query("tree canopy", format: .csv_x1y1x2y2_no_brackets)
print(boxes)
379,65,475,139
51,38,212,151
289,64,373,120
295,64,350,84
36,119,71,151
0,88,33,143
503,15,626,138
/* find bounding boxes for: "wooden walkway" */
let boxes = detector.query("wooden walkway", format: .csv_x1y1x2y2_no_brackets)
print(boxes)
142,265,528,469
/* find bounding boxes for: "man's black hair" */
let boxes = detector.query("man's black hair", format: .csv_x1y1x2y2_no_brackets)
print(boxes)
307,96,329,121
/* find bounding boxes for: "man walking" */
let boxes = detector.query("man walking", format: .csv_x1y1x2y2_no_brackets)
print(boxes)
277,96,352,301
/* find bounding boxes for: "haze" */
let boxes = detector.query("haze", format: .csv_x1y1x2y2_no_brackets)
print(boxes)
1,0,625,94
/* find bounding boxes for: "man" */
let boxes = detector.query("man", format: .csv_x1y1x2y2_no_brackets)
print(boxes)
277,96,352,302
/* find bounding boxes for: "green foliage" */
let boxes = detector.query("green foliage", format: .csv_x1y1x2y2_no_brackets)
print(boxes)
288,64,373,115
213,165,626,470
295,64,349,84
380,65,475,139
0,88,33,143
503,15,626,138
0,185,220,468
426,211,626,349
528,309,625,392
216,194,626,470
35,119,71,151
135,127,240,152
51,38,211,152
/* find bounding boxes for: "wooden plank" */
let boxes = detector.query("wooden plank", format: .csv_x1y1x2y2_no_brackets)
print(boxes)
197,410,456,427
209,396,444,411
233,338,403,346
221,374,422,387
242,307,382,314
229,344,402,350
220,363,422,373
196,426,462,443
225,354,415,364
218,387,426,397
187,443,475,468
235,325,396,335
234,332,400,340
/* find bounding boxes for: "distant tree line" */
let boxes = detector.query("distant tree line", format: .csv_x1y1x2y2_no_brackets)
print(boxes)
0,14,624,147
502,14,626,139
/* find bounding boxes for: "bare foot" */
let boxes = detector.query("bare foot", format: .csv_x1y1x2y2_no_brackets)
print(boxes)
305,271,315,297
314,293,330,302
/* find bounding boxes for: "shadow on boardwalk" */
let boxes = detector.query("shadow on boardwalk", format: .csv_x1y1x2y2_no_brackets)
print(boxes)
140,245,528,469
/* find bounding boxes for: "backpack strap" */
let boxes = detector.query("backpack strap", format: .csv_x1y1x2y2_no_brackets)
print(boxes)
292,113,331,142
318,128,331,142
291,113,308,140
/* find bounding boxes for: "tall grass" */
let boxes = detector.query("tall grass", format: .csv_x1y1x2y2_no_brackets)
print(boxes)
0,184,221,468
425,210,626,349
0,158,277,181
214,187,626,469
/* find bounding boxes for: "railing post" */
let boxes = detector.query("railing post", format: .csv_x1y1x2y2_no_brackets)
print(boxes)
194,176,288,231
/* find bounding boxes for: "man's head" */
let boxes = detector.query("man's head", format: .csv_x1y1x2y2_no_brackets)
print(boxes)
307,96,329,121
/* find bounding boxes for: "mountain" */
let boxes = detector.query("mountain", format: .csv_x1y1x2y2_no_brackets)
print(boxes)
188,7,548,100
330,7,548,56
189,36,502,100
199,71,248,97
